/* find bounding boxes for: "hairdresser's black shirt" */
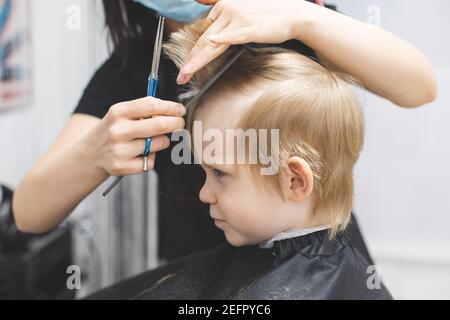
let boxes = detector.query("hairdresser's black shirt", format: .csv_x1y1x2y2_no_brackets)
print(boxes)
73,3,374,264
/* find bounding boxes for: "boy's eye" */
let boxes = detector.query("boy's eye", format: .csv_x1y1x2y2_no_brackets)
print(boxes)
212,169,226,178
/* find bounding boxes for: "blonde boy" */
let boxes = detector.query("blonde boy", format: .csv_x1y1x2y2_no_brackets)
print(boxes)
133,18,392,300
164,18,364,245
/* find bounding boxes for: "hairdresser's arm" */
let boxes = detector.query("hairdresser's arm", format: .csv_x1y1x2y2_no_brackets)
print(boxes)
294,1,437,108
13,98,185,234
181,0,437,108
13,115,108,233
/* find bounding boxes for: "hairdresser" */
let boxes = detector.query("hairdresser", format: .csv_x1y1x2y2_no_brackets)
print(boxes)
12,0,436,262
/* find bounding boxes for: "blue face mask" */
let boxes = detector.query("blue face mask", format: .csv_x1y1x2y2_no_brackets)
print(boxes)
134,0,212,23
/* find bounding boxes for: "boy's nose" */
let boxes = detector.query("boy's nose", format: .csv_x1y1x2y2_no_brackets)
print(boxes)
199,183,216,204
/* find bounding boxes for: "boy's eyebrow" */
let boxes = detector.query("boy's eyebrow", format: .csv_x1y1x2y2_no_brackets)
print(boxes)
200,163,217,170
200,163,229,172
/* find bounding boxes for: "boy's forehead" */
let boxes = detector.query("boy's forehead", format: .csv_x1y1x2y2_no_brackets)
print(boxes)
195,90,260,130
192,90,264,169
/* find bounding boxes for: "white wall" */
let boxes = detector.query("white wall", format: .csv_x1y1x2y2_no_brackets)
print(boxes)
0,0,106,187
335,0,450,299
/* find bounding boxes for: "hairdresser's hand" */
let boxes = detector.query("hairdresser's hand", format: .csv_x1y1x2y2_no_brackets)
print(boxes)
91,97,186,176
177,0,307,84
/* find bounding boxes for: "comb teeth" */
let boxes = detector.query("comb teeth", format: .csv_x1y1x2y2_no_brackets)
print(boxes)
186,46,248,110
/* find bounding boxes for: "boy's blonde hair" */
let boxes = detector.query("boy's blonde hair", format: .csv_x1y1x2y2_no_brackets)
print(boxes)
164,18,365,238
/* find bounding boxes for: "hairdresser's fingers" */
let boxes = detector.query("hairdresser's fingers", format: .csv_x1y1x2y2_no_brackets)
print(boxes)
110,97,186,120
128,116,185,140
177,42,230,84
179,18,230,78
123,155,156,176
204,0,224,21
109,135,170,164
129,135,171,158
183,16,230,64
125,97,186,119
179,24,250,83
196,0,220,5
209,26,255,45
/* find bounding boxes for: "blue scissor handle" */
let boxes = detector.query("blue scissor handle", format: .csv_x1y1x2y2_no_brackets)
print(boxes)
144,137,152,157
144,77,158,157
147,77,159,97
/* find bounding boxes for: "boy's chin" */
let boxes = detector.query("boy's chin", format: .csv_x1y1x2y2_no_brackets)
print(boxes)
225,233,258,247
224,233,246,247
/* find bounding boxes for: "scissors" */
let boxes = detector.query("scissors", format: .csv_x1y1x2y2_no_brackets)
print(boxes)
103,16,165,197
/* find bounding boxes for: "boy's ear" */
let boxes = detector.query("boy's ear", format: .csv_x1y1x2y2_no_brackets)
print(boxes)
284,156,314,203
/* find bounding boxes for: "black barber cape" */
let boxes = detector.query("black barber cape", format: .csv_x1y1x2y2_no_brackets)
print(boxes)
86,215,383,300
127,229,393,300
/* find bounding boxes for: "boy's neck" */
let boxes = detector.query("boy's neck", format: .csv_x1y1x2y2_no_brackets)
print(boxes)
281,194,331,234
285,214,331,234
259,223,332,249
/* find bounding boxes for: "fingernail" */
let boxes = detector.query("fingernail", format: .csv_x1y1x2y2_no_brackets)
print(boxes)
177,73,189,85
181,63,194,74
176,73,183,84
178,105,187,115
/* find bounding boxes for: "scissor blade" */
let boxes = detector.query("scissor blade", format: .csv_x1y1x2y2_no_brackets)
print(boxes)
155,17,165,75
151,16,165,76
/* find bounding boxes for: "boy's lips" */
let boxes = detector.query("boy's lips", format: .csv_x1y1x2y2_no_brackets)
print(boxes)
214,219,226,227
210,214,226,225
